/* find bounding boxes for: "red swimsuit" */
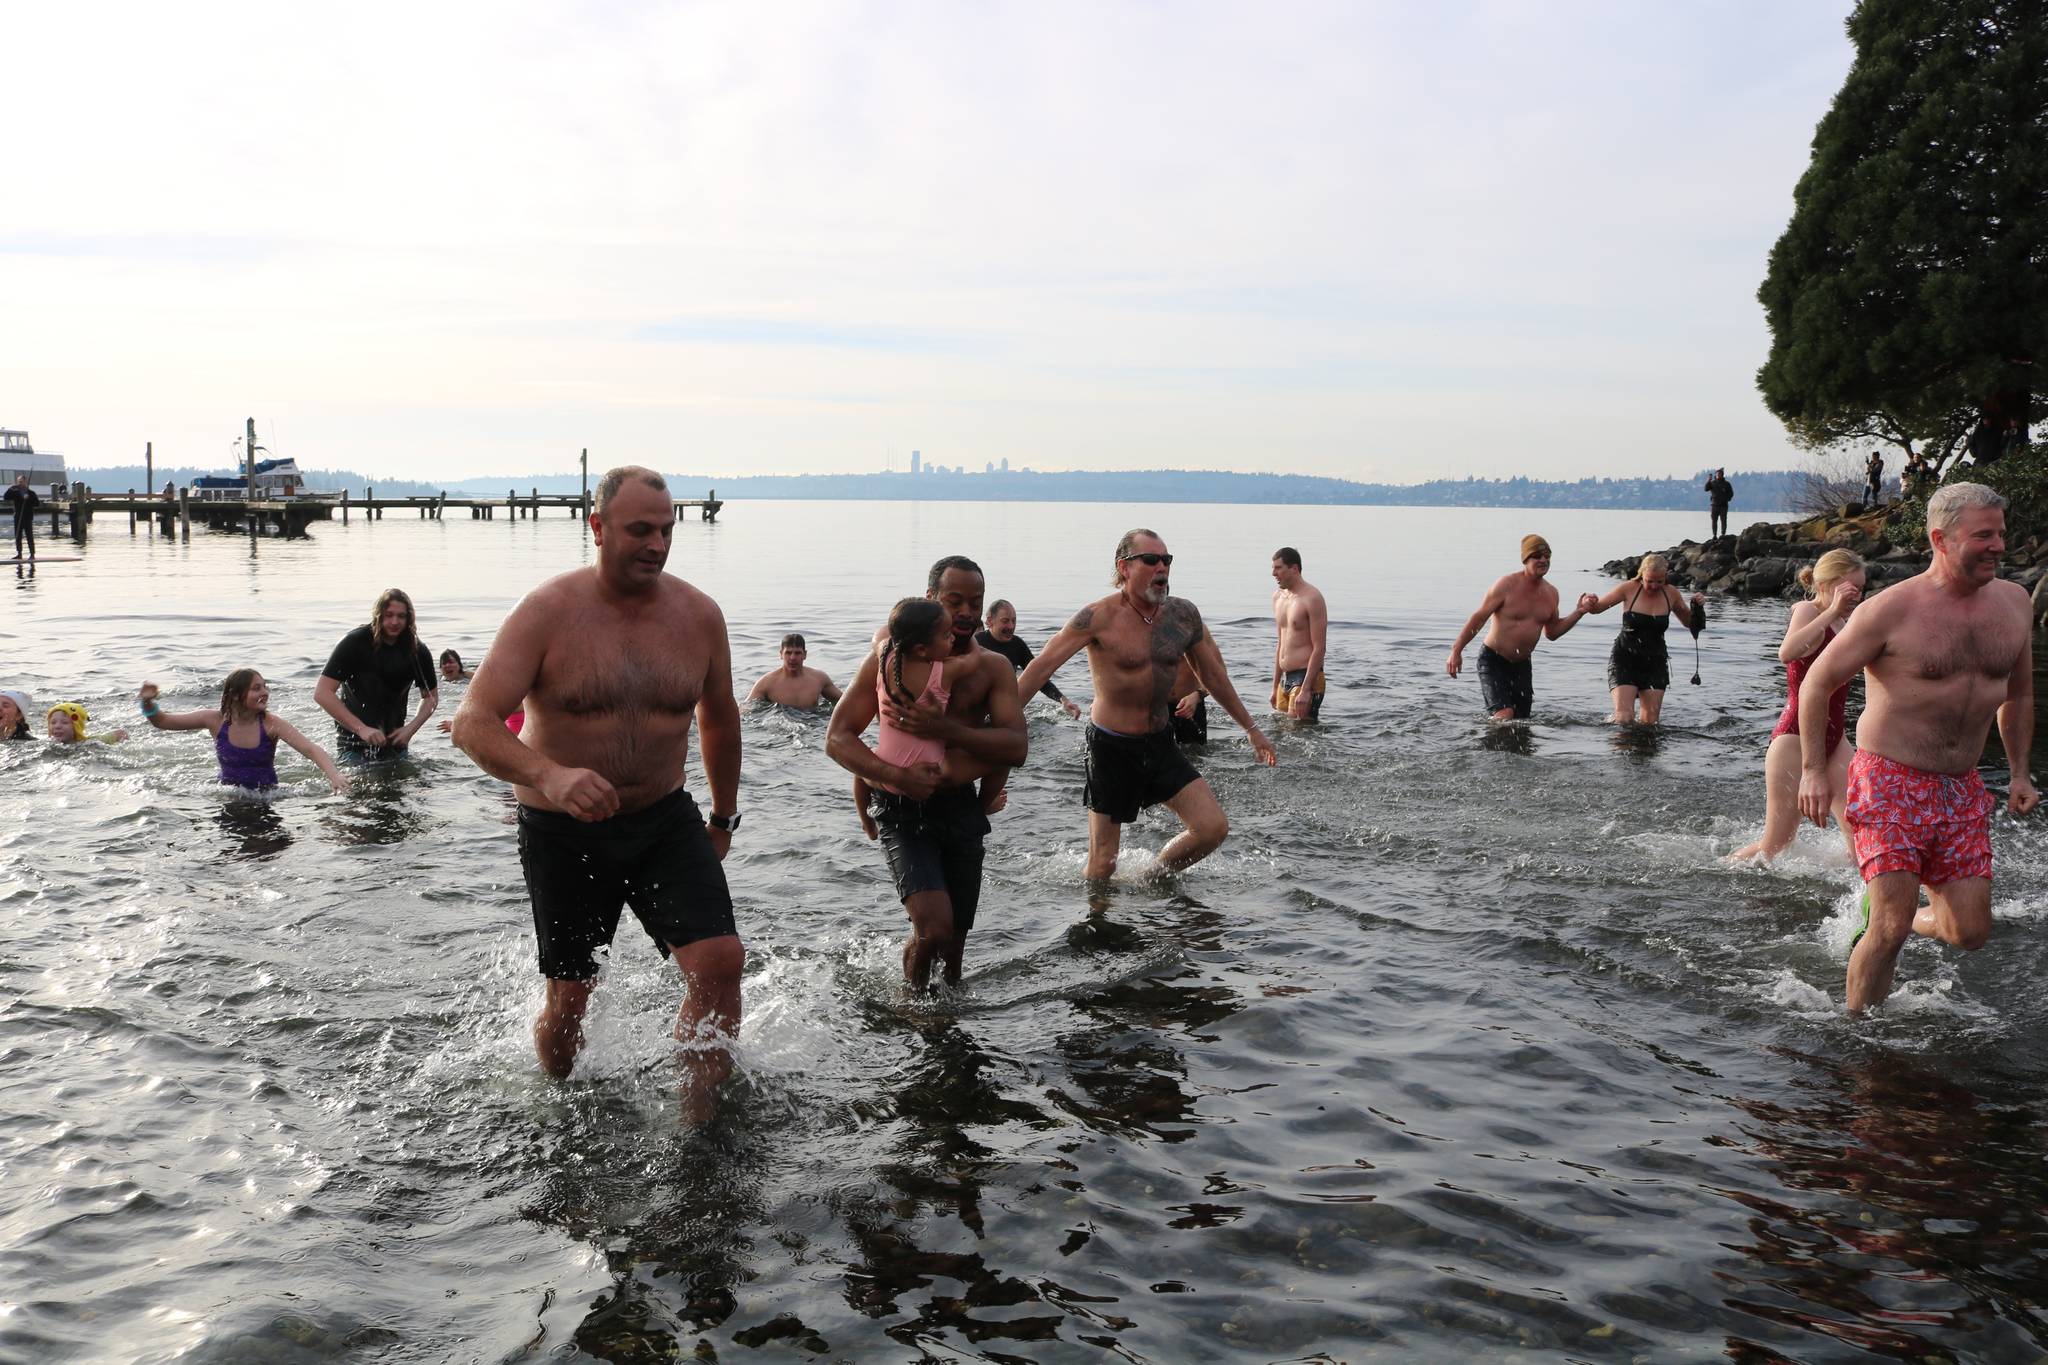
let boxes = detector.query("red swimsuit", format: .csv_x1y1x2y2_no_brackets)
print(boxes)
1769,627,1849,757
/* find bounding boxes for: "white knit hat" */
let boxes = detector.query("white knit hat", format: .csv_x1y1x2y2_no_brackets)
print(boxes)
0,689,32,729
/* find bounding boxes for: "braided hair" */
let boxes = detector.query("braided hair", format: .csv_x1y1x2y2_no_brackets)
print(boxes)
882,598,947,707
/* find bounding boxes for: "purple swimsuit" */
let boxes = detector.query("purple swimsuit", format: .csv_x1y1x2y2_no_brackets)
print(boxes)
216,717,279,789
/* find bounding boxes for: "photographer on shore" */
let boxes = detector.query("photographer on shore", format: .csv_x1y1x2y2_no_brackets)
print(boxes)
1703,469,1734,539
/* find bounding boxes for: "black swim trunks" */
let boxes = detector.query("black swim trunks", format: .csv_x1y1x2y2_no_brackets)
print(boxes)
517,786,737,979
1085,724,1202,824
1171,695,1209,746
1476,645,1533,719
869,785,990,933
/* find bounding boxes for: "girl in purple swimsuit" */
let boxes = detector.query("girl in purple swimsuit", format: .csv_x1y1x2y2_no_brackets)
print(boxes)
136,670,350,794
1730,549,1866,865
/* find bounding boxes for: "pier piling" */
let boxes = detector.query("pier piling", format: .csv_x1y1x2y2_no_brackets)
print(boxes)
41,483,726,545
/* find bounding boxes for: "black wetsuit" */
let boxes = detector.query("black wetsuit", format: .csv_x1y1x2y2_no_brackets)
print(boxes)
6,484,37,559
320,625,438,754
974,630,1067,703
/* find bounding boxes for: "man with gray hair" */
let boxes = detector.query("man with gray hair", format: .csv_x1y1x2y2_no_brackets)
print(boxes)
1020,528,1276,881
1796,481,2038,1012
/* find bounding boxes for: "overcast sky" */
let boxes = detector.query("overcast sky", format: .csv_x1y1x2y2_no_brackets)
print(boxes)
4,2,1854,482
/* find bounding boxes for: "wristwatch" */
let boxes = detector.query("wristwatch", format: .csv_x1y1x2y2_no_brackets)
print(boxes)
708,811,742,833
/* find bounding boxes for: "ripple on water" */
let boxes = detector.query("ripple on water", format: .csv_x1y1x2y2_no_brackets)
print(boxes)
6,510,2048,1361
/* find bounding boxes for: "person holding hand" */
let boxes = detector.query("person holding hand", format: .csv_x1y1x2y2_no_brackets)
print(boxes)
1581,554,1706,724
1444,535,1593,722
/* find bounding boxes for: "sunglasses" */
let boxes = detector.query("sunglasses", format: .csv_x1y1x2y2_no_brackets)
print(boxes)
1120,553,1173,567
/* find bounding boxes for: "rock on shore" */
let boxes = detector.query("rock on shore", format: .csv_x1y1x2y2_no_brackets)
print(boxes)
1604,502,2048,614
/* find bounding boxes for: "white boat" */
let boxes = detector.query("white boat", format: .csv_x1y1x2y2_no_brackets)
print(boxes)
0,428,68,492
193,457,339,502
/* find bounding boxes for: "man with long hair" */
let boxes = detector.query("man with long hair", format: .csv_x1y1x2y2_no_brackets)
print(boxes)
316,587,438,756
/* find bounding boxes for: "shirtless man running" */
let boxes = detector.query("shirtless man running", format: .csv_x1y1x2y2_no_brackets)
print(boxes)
1020,529,1277,880
827,556,1026,988
1445,535,1596,720
748,633,842,709
452,467,745,1100
1270,547,1329,720
1795,483,2039,1012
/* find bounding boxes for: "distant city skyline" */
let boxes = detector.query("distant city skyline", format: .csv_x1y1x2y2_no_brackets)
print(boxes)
71,450,1809,515
5,3,1855,483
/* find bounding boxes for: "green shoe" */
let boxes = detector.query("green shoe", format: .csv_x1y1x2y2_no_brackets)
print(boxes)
1850,890,1871,952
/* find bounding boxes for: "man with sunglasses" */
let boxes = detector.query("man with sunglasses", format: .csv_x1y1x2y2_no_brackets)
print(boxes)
1020,529,1277,880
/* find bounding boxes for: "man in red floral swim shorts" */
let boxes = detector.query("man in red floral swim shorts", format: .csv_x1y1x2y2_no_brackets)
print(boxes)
1796,482,2039,1012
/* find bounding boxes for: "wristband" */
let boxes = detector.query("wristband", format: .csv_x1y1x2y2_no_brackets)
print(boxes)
139,699,160,717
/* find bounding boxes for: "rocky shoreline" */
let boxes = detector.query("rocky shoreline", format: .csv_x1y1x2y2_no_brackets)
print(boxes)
1604,502,2048,614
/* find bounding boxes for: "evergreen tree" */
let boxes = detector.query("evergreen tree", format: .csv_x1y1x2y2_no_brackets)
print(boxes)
1757,0,2047,474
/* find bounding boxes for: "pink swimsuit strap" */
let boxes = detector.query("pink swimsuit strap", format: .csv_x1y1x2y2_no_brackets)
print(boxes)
874,649,950,778
878,649,948,710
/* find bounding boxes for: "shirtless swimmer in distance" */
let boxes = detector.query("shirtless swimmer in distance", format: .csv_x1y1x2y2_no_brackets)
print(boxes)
748,633,842,709
452,466,745,1115
1445,535,1596,721
1269,546,1329,720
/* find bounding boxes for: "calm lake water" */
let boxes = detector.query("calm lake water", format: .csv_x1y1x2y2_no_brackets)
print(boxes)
3,500,2046,1364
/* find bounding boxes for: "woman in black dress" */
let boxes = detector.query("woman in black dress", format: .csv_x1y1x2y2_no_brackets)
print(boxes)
1583,554,1705,724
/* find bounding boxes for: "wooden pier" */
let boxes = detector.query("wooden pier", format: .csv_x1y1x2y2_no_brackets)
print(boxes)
38,485,724,542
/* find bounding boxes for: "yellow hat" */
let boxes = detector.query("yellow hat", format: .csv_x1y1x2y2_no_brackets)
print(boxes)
48,702,89,739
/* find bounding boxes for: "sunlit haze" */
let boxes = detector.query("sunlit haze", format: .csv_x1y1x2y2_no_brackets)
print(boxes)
4,2,1853,481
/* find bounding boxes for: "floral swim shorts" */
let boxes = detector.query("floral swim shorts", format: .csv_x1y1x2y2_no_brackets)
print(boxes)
1844,750,1994,886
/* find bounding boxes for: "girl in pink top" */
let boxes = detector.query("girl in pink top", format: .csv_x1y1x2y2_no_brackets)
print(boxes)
1731,549,1866,865
874,611,952,773
853,598,996,829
